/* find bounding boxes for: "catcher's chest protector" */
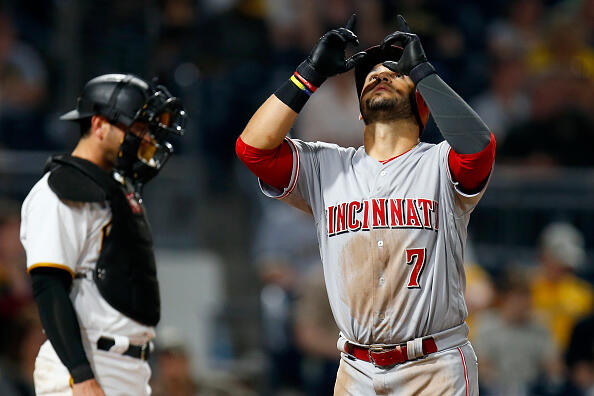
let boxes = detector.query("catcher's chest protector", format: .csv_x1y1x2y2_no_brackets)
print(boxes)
46,155,160,326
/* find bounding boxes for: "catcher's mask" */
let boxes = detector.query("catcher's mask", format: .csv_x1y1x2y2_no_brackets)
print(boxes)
60,74,187,188
354,45,430,130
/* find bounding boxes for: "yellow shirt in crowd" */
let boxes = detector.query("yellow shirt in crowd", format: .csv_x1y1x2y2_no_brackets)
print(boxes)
531,274,594,349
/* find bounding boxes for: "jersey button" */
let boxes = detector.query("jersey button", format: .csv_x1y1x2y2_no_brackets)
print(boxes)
380,170,387,176
379,276,385,286
377,240,384,247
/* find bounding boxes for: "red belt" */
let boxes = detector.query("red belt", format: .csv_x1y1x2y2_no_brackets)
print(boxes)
345,338,438,367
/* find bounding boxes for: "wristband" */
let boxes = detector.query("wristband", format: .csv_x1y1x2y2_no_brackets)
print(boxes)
293,72,318,93
410,62,436,85
274,72,319,113
295,60,326,87
71,364,95,383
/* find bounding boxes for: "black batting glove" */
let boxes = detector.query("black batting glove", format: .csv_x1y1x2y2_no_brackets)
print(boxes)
296,14,366,87
381,15,436,85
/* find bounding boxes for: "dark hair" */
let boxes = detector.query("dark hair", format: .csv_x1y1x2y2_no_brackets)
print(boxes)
495,267,531,295
79,117,92,137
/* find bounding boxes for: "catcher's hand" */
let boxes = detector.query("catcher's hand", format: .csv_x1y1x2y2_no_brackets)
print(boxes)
296,14,366,87
381,15,435,84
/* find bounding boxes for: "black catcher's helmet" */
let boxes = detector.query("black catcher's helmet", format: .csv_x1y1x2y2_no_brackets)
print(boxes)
60,74,187,188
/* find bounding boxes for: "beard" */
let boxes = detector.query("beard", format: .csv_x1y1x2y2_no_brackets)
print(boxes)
360,91,415,125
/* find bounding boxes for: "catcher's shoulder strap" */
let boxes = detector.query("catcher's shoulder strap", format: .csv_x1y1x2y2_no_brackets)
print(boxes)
45,154,118,203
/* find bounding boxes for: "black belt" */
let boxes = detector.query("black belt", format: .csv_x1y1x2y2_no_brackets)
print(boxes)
96,336,151,361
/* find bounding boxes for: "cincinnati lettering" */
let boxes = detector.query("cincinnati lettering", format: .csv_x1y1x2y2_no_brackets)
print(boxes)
326,198,439,237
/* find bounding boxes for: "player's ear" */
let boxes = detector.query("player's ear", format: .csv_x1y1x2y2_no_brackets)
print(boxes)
359,114,363,121
91,115,109,139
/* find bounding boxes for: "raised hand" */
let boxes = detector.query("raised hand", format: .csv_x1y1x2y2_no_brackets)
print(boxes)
381,15,434,84
296,14,366,87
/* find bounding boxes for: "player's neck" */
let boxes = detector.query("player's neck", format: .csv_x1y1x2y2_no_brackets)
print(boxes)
363,119,420,162
72,138,111,171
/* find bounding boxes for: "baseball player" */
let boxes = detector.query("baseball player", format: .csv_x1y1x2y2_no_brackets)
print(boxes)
236,15,495,395
20,74,186,396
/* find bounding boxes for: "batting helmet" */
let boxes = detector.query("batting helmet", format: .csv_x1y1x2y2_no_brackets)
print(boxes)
354,45,430,130
61,74,187,187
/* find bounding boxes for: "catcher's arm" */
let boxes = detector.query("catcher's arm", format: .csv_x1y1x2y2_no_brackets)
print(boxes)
30,267,96,384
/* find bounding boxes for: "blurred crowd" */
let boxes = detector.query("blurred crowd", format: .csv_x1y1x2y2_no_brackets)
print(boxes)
0,0,593,395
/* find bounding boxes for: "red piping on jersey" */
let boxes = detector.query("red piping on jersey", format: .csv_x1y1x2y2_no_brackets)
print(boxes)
457,347,469,396
278,138,300,198
379,146,415,165
235,137,294,190
448,132,496,193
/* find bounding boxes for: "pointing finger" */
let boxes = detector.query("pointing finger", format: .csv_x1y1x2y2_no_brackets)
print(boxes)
345,51,367,71
345,13,356,32
381,31,413,49
337,27,360,46
397,14,411,33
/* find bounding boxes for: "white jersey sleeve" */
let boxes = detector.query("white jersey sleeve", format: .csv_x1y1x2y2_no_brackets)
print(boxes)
20,173,108,277
259,137,355,218
441,143,492,218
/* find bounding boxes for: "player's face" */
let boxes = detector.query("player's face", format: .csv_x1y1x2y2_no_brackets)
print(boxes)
102,123,126,169
359,64,416,125
104,121,160,167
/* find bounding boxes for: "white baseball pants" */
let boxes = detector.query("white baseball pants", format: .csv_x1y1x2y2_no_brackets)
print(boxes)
333,341,479,396
33,340,152,396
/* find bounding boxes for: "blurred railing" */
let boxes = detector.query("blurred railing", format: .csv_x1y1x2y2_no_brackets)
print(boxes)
5,152,593,254
0,150,206,248
469,165,594,274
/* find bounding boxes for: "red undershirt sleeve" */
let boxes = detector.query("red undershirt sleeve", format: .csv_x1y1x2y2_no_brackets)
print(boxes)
236,136,294,191
448,132,496,194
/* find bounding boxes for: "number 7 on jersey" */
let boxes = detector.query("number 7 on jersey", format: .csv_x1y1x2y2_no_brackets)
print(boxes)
406,248,426,288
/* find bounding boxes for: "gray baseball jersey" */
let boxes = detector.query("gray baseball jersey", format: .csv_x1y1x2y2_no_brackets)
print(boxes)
260,138,490,346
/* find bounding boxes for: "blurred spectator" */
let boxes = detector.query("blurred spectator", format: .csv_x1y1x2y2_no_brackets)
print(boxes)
151,327,255,396
487,0,544,58
150,0,201,152
294,72,362,148
524,8,594,121
196,0,273,192
526,9,594,82
0,10,49,150
578,0,594,46
151,328,198,396
79,1,152,81
0,198,41,396
152,0,199,92
294,266,339,396
463,259,496,339
498,107,594,167
0,303,44,396
565,312,594,395
473,268,560,396
496,6,594,167
530,222,594,350
352,0,386,48
470,55,531,145
0,199,29,316
253,198,319,395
